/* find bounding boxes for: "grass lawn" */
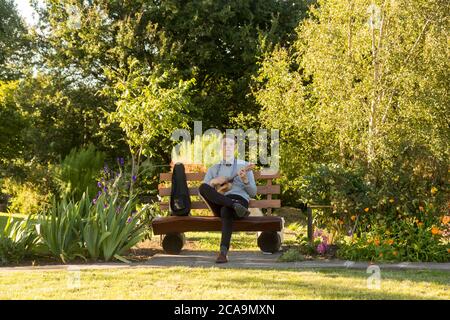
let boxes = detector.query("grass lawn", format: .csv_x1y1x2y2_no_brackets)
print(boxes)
2,210,448,300
0,267,448,300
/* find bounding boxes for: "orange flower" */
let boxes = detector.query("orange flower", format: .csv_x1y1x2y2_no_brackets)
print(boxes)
351,215,357,221
418,206,424,212
338,219,344,225
431,227,441,235
364,207,370,212
447,249,450,254
393,251,398,256
379,253,383,257
442,216,450,225
374,239,380,246
417,222,424,227
386,239,394,245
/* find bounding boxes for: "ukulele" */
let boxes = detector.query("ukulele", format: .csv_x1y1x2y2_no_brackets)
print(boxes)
215,163,255,194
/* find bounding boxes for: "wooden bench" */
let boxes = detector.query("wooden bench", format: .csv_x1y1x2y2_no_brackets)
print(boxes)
152,170,284,254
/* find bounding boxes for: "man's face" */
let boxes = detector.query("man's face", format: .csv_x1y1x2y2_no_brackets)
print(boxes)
222,137,235,160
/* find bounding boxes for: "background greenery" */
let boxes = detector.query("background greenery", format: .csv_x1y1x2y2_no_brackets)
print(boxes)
0,0,448,263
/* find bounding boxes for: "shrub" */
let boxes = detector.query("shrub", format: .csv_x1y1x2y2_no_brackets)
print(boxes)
278,248,305,262
1,178,50,214
55,144,105,200
83,192,146,262
336,202,449,262
36,194,88,263
0,215,38,265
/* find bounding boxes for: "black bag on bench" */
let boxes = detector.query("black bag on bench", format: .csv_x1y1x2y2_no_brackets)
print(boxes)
169,162,191,216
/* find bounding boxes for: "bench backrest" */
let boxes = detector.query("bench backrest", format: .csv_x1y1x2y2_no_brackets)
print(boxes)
158,171,281,214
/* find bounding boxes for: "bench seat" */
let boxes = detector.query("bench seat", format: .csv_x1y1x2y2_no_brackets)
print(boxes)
154,168,283,253
152,215,283,235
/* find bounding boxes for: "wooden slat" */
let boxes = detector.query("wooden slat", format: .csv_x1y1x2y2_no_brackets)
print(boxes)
266,179,273,215
152,216,283,235
158,185,280,196
159,199,281,210
160,171,280,181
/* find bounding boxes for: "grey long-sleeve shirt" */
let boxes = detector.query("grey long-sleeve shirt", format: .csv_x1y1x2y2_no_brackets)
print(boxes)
203,159,257,202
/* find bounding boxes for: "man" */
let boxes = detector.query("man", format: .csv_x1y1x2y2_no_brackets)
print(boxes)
198,135,257,263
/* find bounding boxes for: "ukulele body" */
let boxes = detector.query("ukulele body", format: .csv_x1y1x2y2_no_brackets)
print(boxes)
213,163,255,194
216,181,232,194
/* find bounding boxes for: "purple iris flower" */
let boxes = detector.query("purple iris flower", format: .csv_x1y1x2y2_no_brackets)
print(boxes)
126,217,132,223
132,175,137,182
117,157,124,166
317,243,328,255
313,229,323,238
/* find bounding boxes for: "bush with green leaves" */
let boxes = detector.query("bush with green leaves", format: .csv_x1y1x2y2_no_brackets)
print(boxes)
83,192,146,262
55,144,105,200
36,194,89,263
336,202,449,262
0,215,39,265
1,177,51,214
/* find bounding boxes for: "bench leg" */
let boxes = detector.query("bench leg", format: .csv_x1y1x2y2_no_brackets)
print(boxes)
257,231,281,253
162,233,185,254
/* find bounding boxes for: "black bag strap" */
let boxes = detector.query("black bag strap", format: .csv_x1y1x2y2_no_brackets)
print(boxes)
215,158,237,180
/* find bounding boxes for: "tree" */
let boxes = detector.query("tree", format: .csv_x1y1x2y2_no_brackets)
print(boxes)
33,0,312,162
255,0,449,208
0,0,31,80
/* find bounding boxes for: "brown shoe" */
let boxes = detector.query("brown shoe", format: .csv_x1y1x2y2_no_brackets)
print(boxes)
215,252,228,264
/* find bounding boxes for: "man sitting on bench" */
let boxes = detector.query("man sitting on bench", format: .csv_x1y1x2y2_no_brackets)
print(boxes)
198,135,257,264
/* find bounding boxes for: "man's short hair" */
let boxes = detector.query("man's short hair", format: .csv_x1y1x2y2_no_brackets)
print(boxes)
222,133,237,143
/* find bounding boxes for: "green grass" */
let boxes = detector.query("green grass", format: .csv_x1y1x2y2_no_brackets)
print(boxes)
0,267,448,299
185,231,260,251
184,229,298,251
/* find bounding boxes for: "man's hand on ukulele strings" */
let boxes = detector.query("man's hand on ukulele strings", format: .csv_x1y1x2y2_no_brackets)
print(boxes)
210,176,227,186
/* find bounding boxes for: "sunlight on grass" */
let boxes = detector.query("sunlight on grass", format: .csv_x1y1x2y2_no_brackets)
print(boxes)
0,267,448,300
185,232,260,251
184,229,297,251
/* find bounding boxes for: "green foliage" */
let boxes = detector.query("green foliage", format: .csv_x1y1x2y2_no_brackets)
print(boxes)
0,0,31,80
0,81,27,166
1,177,50,214
55,145,106,200
36,195,88,263
255,0,449,214
300,163,373,228
105,60,195,159
83,192,145,262
278,248,305,262
0,215,38,265
337,202,449,262
36,181,150,263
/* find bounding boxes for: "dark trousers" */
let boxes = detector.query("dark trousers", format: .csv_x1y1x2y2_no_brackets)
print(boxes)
198,183,249,253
